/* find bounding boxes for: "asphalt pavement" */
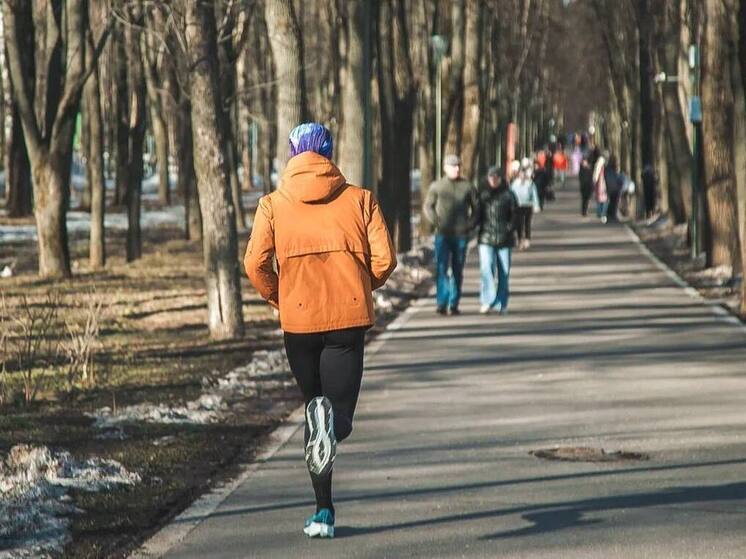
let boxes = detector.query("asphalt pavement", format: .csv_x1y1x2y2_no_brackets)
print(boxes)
151,181,746,559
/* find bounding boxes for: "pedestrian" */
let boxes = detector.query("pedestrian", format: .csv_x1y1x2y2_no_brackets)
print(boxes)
244,122,397,539
532,159,550,210
423,154,477,316
476,166,517,315
604,155,623,222
511,158,541,249
552,148,568,188
642,164,657,219
593,151,608,223
578,157,594,216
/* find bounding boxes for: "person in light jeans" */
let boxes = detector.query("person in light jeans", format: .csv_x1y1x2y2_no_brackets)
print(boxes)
476,166,517,314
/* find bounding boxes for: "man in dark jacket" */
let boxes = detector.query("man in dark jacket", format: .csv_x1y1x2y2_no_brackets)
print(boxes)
423,154,477,315
578,157,594,216
475,166,517,315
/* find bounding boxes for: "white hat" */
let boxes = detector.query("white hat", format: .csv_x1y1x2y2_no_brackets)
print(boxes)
521,157,532,169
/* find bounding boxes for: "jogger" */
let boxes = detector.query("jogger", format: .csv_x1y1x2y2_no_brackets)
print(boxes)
244,122,396,539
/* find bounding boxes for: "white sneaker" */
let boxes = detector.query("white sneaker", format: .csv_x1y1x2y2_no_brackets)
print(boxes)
480,305,491,314
305,397,336,476
601,216,608,224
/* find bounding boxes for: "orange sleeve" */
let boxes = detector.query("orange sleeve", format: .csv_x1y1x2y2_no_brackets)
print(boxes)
366,192,397,290
244,196,279,308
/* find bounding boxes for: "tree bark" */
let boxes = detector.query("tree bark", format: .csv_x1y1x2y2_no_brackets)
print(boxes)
5,103,33,217
114,25,128,207
337,0,367,186
125,8,146,262
637,0,657,215
175,97,201,241
264,0,307,174
3,0,109,278
701,0,741,268
184,0,244,339
377,0,416,253
459,0,481,181
84,26,106,270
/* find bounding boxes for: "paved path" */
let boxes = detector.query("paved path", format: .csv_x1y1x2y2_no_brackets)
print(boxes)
159,183,746,558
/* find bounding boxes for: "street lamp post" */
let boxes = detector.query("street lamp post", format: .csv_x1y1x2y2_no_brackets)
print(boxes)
431,35,448,179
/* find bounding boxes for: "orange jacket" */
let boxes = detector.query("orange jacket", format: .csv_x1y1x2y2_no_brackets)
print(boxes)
244,152,397,334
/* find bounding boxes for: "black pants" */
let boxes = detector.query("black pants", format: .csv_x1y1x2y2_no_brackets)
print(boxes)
284,327,366,513
580,188,592,216
515,207,533,240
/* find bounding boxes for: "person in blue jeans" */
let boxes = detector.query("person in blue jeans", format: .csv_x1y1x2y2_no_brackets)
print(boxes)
423,154,477,315
476,166,517,314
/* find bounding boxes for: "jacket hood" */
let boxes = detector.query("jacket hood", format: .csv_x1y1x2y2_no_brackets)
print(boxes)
279,151,347,203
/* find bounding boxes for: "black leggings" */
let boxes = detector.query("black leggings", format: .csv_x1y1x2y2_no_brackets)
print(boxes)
284,327,366,513
515,207,533,240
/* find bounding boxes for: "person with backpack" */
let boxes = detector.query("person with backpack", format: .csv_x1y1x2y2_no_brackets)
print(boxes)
475,166,517,315
423,154,478,316
244,122,397,539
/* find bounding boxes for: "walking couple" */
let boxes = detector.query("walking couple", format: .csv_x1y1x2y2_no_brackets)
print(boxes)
423,154,520,317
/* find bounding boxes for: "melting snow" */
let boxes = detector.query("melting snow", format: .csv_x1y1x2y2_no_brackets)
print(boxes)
0,445,139,559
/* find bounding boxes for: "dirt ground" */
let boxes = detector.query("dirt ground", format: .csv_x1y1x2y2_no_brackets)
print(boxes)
0,218,430,558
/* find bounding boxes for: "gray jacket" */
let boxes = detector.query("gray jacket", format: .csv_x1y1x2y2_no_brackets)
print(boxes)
423,177,477,237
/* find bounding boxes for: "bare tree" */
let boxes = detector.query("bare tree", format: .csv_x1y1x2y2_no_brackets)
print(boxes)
182,0,244,339
336,0,368,186
3,2,110,277
701,0,741,268
85,3,108,270
264,0,307,174
377,0,416,252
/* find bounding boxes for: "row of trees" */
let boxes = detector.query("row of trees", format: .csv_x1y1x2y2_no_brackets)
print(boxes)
578,0,746,315
1,0,568,337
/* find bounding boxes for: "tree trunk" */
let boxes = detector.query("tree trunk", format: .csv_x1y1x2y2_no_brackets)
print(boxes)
637,0,657,216
701,0,741,268
175,99,201,241
734,0,746,315
3,1,104,278
377,0,415,252
264,0,307,174
114,26,128,208
184,0,244,340
151,107,170,205
125,10,146,262
337,0,367,186
459,0,481,181
5,103,33,217
84,29,106,270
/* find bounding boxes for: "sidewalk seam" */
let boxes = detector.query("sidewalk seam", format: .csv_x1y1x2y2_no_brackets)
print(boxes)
624,225,746,335
128,291,427,559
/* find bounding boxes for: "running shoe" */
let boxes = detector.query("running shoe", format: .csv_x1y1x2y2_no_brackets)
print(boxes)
303,508,335,538
305,396,336,476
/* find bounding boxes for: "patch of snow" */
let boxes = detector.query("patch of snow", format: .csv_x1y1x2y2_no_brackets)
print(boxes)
89,350,294,427
0,444,139,559
0,207,185,242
